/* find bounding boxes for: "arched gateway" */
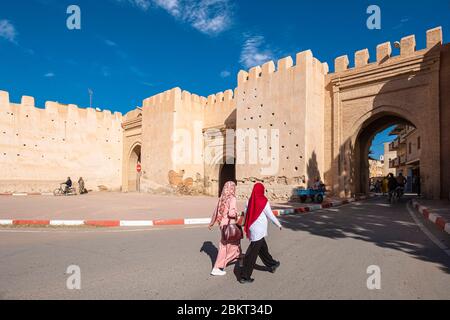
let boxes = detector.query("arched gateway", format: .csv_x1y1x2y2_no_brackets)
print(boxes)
325,28,443,199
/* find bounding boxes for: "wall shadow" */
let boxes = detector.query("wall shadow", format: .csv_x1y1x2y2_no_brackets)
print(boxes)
278,197,450,274
306,151,321,188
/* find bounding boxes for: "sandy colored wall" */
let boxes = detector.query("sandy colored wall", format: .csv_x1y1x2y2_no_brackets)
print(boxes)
304,56,327,187
139,89,178,190
203,90,236,130
234,50,328,199
0,91,123,193
439,43,450,199
173,90,206,183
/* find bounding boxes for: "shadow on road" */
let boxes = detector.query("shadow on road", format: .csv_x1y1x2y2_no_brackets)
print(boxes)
200,241,218,269
279,197,450,274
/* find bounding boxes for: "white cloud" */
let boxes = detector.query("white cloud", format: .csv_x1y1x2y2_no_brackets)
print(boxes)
240,35,274,69
119,0,152,11
0,20,18,43
44,72,55,78
104,39,118,47
220,70,231,78
141,81,155,87
117,0,233,35
101,67,111,77
130,66,147,77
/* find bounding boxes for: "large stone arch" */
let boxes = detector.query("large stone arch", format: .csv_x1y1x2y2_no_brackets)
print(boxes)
326,39,442,199
351,110,417,195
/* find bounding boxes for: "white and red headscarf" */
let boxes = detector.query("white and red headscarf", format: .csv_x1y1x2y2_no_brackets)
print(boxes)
210,181,236,227
244,183,268,238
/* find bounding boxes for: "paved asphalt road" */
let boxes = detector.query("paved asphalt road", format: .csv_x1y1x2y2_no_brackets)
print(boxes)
0,196,449,299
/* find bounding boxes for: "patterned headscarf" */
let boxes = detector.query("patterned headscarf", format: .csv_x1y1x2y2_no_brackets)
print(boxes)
210,181,236,226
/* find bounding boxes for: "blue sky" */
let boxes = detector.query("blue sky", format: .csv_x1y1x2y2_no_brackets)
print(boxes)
1,0,449,158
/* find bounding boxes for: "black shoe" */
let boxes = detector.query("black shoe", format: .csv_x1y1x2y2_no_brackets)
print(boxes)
270,261,280,273
239,278,255,284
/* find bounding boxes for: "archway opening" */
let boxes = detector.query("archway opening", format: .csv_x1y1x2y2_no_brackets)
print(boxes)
128,144,141,192
218,158,236,196
354,113,421,196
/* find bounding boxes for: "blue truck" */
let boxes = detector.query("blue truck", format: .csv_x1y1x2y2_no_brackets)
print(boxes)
295,186,326,204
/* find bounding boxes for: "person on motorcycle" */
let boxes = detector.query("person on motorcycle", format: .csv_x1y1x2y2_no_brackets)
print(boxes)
387,173,398,201
62,177,72,194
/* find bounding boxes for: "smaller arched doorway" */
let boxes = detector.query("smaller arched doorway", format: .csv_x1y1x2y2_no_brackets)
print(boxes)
128,144,141,192
218,158,236,196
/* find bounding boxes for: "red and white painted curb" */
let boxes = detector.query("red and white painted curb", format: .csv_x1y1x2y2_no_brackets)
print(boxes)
272,195,371,217
0,195,372,228
0,218,213,228
0,192,54,196
411,199,450,235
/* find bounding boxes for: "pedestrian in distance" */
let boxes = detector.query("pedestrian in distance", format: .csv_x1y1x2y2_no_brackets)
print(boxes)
78,177,88,194
240,183,282,284
387,173,398,202
208,181,242,276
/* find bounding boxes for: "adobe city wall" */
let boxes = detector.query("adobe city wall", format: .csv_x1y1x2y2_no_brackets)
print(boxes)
234,50,328,199
0,91,123,193
134,87,236,195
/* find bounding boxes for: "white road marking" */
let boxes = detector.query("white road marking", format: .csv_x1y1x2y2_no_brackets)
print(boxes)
50,220,85,226
120,220,153,227
184,218,210,225
406,202,450,257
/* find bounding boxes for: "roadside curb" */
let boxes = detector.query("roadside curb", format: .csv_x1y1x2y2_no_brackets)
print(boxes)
411,199,450,235
272,194,373,217
0,195,373,228
0,192,54,196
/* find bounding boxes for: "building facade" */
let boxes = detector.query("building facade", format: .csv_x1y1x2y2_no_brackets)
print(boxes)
389,124,422,193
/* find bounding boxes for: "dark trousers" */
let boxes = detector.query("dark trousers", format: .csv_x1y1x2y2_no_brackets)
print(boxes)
241,238,277,279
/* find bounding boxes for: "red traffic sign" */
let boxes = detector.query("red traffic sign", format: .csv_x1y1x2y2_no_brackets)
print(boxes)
136,163,142,173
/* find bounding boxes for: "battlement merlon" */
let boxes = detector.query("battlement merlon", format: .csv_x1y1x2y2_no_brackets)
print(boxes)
0,90,9,107
262,61,275,75
278,56,293,70
332,26,443,73
400,35,416,57
21,96,35,107
355,49,370,68
376,42,392,63
248,66,262,81
427,27,443,48
207,94,216,105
